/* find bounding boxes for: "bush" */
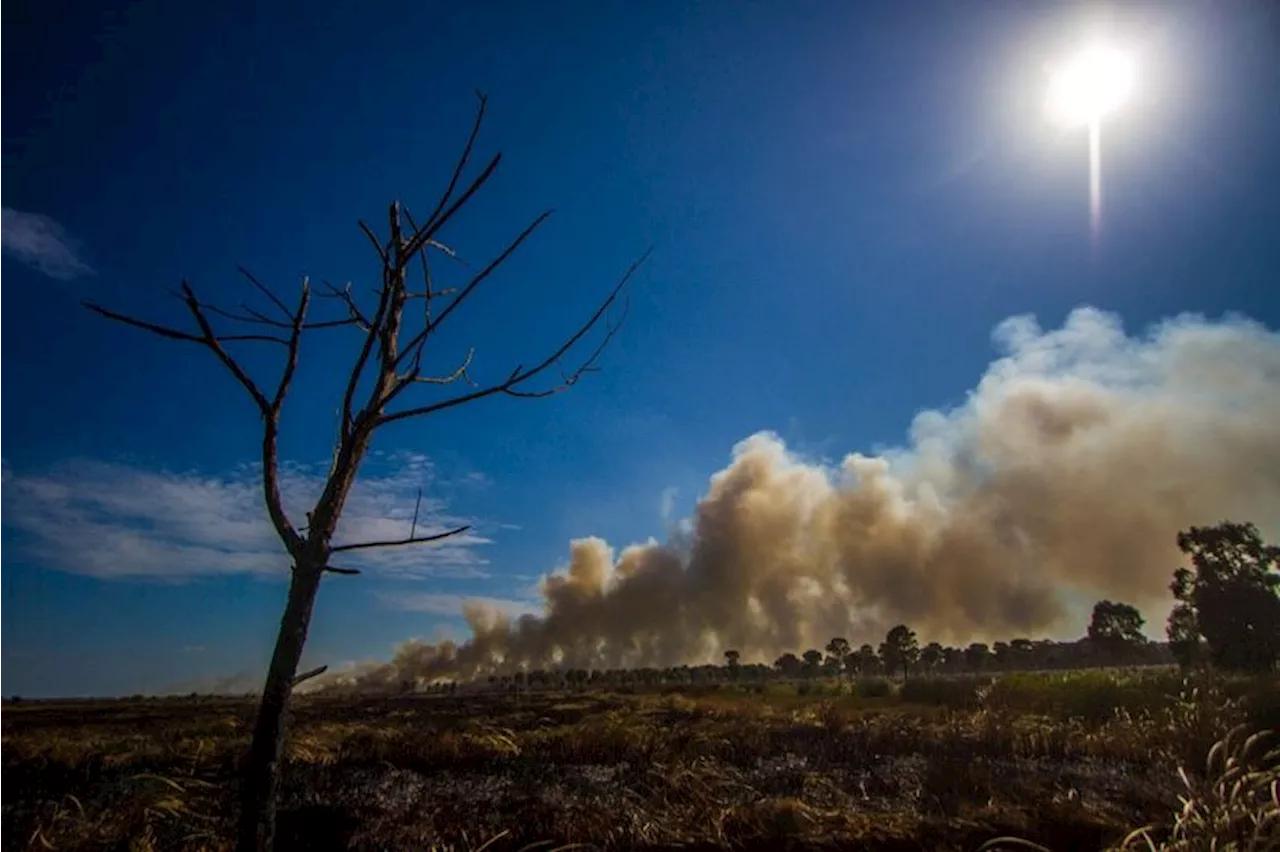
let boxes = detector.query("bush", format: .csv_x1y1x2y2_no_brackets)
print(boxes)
899,675,987,709
1242,677,1280,732
982,670,1180,724
853,677,892,699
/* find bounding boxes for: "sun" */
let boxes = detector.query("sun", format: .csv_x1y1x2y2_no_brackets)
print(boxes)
1047,45,1135,129
1044,43,1137,247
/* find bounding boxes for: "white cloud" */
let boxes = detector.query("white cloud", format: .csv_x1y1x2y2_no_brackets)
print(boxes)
1,453,495,581
376,592,540,619
1,208,93,280
658,486,679,523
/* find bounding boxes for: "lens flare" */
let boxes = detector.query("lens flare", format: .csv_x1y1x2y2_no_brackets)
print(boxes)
1048,46,1135,128
1047,44,1136,250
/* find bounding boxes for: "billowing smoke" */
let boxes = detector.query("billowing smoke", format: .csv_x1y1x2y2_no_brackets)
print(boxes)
318,307,1280,691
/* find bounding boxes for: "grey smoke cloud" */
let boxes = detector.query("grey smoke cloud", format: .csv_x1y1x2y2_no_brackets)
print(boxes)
316,307,1280,691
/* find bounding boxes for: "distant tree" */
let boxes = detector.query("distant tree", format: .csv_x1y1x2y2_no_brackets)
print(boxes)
83,96,646,852
801,649,824,677
879,625,919,678
1171,521,1280,673
774,652,803,678
992,641,1011,670
824,637,851,676
853,643,881,676
1087,600,1147,663
1010,638,1035,670
919,642,943,672
724,649,741,680
965,642,991,672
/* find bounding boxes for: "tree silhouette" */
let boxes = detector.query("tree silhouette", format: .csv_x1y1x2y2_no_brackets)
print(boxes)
1170,521,1280,673
824,637,851,677
965,642,991,672
83,96,646,852
854,643,880,676
801,649,824,677
723,649,741,680
879,624,919,679
774,652,803,678
1086,600,1147,663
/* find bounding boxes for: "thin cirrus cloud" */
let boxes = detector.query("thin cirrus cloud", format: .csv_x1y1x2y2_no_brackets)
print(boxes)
1,208,94,280
1,452,494,581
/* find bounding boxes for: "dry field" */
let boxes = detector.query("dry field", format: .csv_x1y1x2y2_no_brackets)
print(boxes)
3,671,1277,851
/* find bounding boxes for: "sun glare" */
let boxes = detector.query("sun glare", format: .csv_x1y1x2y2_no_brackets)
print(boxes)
1047,45,1135,128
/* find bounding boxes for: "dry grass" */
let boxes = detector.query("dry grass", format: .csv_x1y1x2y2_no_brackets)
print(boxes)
3,671,1276,851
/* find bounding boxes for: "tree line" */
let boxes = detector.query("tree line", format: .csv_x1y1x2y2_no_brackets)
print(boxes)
437,520,1278,695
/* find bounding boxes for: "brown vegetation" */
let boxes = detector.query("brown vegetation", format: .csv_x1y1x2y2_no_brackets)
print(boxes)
5,669,1277,851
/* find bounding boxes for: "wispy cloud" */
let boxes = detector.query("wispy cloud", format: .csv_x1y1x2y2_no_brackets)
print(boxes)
376,592,540,619
1,453,494,581
1,208,93,280
658,486,679,524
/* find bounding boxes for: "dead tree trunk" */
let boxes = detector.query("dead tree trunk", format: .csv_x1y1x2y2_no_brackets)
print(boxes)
236,562,322,851
83,93,647,852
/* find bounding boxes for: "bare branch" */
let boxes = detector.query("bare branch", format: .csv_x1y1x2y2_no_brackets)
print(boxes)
85,301,291,345
410,488,422,539
272,280,310,412
377,248,650,426
88,282,305,554
409,348,475,386
338,221,399,438
400,206,437,363
401,153,501,264
291,665,328,687
503,296,629,398
237,266,293,321
200,299,356,332
323,566,361,576
83,303,208,343
318,281,372,330
179,283,273,415
393,211,553,376
421,91,487,234
358,221,389,265
329,524,471,554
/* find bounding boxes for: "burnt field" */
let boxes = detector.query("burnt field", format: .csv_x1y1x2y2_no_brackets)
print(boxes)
4,671,1278,851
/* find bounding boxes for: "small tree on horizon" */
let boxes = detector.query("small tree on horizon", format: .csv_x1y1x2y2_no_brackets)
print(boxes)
1086,600,1147,664
724,649,741,680
965,642,991,672
83,96,647,852
825,637,851,678
919,641,943,672
879,625,919,679
774,652,803,678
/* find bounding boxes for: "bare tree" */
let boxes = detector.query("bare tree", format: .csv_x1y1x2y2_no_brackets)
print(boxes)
83,94,647,852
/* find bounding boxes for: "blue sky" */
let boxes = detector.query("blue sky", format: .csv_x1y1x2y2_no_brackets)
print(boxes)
4,1,1279,697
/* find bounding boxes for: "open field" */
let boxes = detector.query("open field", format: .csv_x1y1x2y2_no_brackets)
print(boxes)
4,670,1278,851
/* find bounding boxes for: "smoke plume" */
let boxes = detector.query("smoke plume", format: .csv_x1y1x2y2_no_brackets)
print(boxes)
319,307,1280,691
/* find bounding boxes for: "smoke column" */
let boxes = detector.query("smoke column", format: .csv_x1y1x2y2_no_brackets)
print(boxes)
318,307,1280,691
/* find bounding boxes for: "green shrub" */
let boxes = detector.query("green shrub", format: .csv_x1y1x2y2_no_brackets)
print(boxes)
981,670,1179,725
